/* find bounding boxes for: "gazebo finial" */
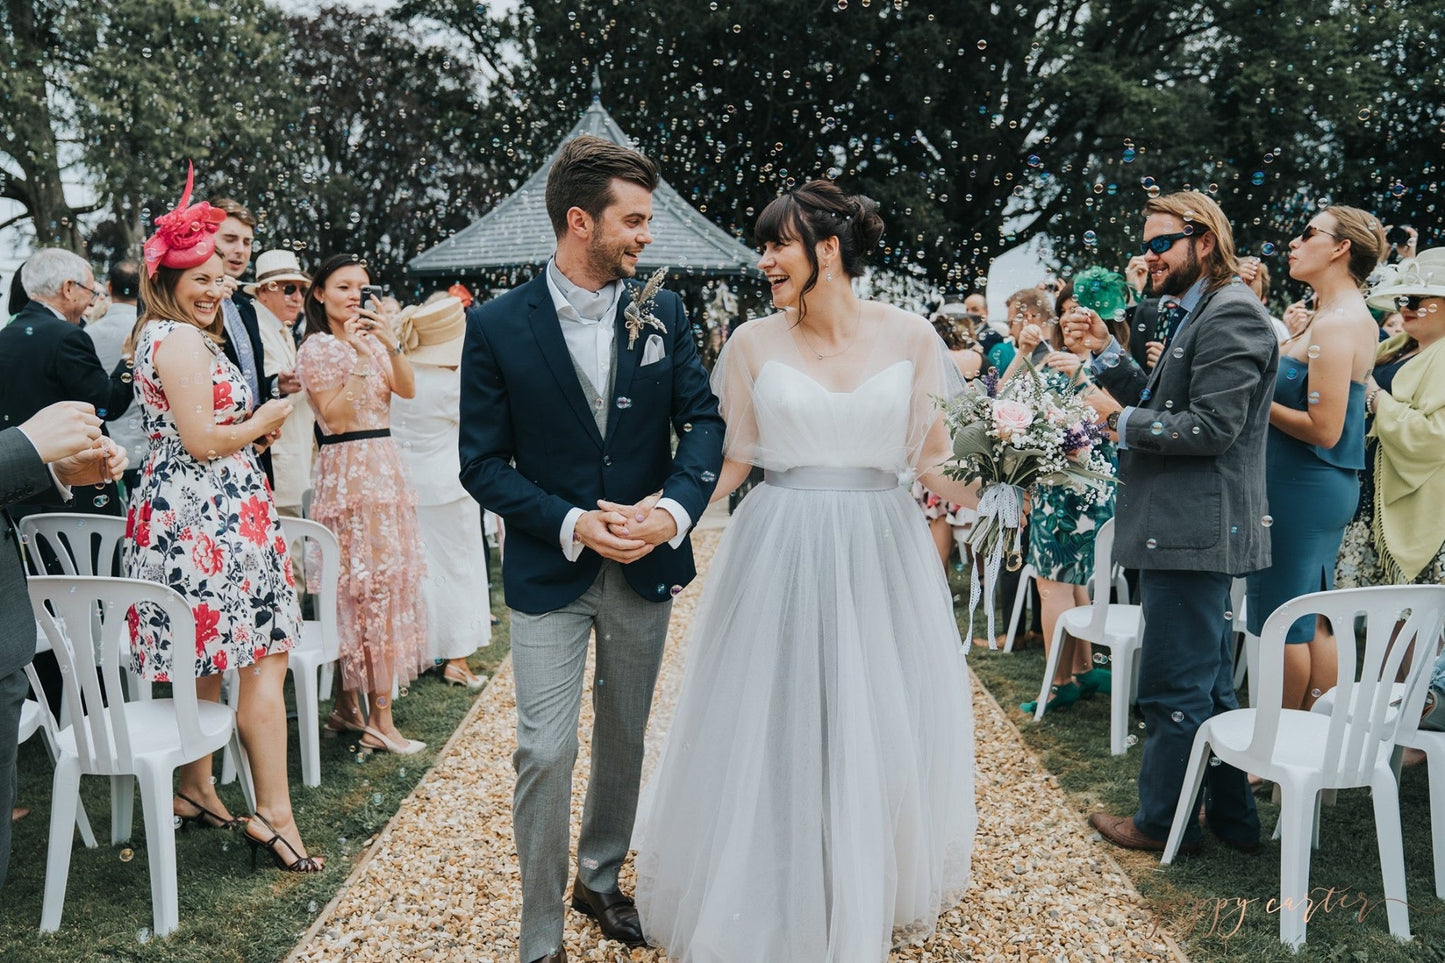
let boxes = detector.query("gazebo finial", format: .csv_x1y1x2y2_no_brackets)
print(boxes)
591,65,602,102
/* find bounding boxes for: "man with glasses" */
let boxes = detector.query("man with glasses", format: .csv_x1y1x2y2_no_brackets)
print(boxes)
0,247,133,519
1059,192,1278,857
245,250,312,519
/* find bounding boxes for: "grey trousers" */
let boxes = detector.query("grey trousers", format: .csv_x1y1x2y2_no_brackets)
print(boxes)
0,665,29,889
510,561,671,962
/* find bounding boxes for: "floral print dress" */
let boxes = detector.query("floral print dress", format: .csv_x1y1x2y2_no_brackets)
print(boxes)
295,333,428,693
125,319,301,682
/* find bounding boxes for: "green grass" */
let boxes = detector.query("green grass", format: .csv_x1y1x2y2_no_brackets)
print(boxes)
0,580,509,962
961,566,1445,962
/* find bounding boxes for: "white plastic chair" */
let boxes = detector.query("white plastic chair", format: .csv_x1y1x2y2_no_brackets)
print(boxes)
20,662,98,849
1312,651,1445,900
19,513,128,580
1031,518,1145,755
1161,584,1445,949
1002,563,1038,652
218,517,341,790
1229,578,1262,707
1005,559,1129,652
30,575,241,937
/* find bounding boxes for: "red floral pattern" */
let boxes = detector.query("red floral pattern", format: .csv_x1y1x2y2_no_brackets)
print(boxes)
124,320,301,681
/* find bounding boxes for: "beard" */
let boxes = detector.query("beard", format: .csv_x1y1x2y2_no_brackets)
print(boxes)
586,233,638,284
1154,242,1205,297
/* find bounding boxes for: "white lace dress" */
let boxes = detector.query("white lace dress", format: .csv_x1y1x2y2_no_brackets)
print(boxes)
633,309,976,961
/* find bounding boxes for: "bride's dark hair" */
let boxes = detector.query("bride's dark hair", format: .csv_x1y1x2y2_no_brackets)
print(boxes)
755,179,884,322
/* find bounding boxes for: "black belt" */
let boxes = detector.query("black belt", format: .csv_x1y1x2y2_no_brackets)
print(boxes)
315,427,391,446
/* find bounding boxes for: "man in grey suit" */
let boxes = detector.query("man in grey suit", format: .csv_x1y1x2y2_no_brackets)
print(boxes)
459,136,724,962
1062,191,1277,855
1,401,128,888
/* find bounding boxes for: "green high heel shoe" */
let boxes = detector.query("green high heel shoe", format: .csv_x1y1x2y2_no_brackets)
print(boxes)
1020,681,1083,715
1076,667,1112,697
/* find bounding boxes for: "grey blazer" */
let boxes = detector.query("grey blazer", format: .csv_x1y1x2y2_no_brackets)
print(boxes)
1,427,58,678
1097,280,1279,575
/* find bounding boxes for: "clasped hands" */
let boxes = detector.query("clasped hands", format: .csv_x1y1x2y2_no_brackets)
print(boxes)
575,491,676,563
1056,309,1123,427
20,401,129,488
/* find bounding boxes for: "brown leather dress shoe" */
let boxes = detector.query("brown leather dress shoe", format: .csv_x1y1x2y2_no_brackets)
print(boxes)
571,879,645,947
1089,812,1200,855
527,951,566,963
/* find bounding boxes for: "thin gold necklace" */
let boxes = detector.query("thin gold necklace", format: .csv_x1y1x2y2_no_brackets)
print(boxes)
797,301,863,359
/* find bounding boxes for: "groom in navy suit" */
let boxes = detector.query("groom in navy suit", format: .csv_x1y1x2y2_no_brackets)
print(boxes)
459,135,724,963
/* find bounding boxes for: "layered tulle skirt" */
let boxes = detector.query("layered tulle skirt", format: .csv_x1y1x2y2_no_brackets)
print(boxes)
634,478,976,961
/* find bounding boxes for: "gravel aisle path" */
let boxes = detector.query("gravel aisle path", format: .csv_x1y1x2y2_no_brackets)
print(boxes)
289,529,1186,962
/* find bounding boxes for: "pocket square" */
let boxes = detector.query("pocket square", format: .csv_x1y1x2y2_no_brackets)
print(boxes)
640,333,667,366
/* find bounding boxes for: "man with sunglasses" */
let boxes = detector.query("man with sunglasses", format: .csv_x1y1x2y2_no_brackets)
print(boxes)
1060,192,1278,858
246,250,313,519
0,248,134,520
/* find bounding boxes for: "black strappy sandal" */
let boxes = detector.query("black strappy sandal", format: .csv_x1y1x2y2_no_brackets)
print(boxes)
175,792,247,831
244,813,324,873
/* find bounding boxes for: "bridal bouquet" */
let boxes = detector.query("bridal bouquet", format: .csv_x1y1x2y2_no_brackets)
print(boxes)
942,364,1116,644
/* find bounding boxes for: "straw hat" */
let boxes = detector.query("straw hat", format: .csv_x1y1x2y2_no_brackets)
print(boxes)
397,296,465,366
1366,248,1445,312
244,250,312,296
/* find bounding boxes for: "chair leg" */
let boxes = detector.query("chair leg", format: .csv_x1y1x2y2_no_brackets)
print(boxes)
1110,643,1139,756
1162,729,1212,864
1277,784,1318,949
110,774,135,845
1370,767,1412,941
219,669,241,785
229,727,257,815
40,757,82,932
1426,746,1445,900
1033,620,1068,721
293,664,322,789
1003,567,1034,653
136,766,180,938
1244,633,1261,709
74,797,98,849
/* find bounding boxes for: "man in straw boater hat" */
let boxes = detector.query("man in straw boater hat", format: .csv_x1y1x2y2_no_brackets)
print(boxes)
245,250,313,519
458,135,724,961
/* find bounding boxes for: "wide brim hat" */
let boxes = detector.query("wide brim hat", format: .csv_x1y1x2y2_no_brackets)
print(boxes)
244,250,312,296
397,296,466,366
1367,248,1445,312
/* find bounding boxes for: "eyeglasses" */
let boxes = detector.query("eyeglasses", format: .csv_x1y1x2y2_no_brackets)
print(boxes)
1139,231,1197,256
71,280,104,303
267,283,302,296
1298,225,1337,242
1395,295,1428,311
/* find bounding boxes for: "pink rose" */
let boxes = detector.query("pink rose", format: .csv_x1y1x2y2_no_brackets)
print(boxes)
992,399,1033,438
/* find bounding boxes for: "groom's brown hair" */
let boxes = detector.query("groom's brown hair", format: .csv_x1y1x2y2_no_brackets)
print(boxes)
545,134,659,238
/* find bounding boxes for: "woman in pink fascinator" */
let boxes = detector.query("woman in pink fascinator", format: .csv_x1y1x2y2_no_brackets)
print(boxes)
124,163,324,872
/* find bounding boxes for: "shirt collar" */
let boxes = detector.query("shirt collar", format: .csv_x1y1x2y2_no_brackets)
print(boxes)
1179,276,1210,315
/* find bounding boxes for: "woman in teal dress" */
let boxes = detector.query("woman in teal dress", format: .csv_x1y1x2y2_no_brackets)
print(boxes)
1018,268,1122,713
1245,206,1384,711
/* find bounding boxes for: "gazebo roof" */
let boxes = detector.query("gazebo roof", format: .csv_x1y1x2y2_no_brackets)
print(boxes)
407,83,759,279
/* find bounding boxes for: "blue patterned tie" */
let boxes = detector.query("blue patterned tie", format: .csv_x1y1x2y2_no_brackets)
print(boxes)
222,297,261,401
1154,298,1187,345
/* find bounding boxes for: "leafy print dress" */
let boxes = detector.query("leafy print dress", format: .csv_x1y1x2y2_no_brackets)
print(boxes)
125,319,301,681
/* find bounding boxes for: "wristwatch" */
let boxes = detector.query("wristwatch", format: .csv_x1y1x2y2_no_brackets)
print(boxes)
1105,409,1122,432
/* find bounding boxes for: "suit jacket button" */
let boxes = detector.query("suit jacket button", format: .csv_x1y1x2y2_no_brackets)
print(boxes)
602,456,612,467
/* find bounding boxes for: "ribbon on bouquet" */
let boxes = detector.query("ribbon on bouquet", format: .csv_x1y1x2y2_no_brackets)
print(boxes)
966,483,1025,647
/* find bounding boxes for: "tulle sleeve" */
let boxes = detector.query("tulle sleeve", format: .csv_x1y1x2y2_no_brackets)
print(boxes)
903,314,969,475
295,334,354,394
710,325,763,466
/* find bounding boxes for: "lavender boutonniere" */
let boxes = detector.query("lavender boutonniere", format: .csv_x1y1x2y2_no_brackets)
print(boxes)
624,267,669,349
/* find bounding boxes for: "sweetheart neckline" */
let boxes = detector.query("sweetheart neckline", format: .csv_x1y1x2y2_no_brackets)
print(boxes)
756,359,913,396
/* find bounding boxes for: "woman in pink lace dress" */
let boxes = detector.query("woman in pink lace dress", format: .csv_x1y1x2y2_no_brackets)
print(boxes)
295,254,428,754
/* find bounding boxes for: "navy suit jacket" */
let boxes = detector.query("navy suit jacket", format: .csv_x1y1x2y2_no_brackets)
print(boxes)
459,273,725,614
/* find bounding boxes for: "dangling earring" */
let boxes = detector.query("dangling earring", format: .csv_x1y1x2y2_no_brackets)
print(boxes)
826,267,834,282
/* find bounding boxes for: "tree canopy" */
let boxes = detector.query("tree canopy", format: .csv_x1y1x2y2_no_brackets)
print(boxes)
3,0,1442,295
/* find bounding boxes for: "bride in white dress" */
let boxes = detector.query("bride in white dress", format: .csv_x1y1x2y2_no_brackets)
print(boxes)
633,181,978,961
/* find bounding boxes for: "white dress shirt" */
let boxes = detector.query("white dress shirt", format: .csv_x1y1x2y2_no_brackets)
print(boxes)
543,260,692,562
